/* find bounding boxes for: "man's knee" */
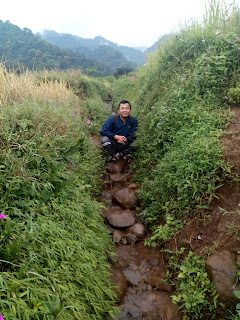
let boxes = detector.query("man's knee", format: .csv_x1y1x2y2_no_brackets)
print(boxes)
101,136,111,147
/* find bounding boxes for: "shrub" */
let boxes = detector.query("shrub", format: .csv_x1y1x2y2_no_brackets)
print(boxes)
228,85,240,104
170,251,218,319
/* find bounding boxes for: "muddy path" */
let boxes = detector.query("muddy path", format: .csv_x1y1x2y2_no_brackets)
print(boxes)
97,107,240,320
101,158,181,320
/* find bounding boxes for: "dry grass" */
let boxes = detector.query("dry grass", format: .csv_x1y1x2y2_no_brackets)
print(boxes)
0,65,78,107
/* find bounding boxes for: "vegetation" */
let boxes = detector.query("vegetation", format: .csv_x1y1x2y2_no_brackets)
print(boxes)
0,20,112,76
168,250,218,319
0,20,144,76
111,1,240,317
38,31,146,67
0,66,118,319
1,1,240,319
112,0,240,236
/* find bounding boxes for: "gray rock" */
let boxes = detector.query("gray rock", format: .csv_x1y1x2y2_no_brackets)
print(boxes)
110,268,128,301
113,230,124,243
107,211,135,228
145,267,171,292
124,233,138,245
113,187,137,209
109,172,133,183
105,159,125,174
118,291,181,320
205,250,239,304
128,183,139,190
128,223,146,239
101,191,112,204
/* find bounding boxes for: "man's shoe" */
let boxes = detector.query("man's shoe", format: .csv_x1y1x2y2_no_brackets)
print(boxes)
122,155,132,163
109,156,117,163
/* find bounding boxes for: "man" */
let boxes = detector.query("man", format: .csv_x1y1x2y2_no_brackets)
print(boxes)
100,100,137,163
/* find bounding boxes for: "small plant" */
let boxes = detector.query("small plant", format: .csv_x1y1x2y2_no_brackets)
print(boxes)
227,252,240,319
228,86,240,104
227,291,240,319
145,214,184,247
171,251,218,319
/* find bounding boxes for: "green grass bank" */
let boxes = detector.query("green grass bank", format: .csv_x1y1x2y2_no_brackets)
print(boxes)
111,2,240,318
0,68,117,319
112,0,240,240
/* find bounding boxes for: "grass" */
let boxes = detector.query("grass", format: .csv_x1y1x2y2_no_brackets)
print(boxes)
111,2,240,317
112,0,239,233
0,68,118,319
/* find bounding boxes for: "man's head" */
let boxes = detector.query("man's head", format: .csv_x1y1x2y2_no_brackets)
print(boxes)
118,100,131,119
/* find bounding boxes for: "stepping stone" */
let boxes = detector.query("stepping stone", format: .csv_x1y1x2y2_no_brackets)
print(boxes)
109,172,133,183
113,187,137,209
105,159,126,174
113,230,124,243
107,211,135,228
128,223,146,239
110,268,127,301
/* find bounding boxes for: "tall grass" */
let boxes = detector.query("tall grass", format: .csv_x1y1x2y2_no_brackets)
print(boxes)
0,68,118,319
111,1,240,318
0,65,78,106
112,0,239,230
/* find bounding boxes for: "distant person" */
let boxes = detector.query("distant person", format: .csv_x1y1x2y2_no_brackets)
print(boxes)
100,100,137,163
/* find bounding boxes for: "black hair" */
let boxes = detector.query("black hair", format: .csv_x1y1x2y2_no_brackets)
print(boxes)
118,100,131,109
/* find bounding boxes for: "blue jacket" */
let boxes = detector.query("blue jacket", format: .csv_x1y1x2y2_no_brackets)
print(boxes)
100,115,138,143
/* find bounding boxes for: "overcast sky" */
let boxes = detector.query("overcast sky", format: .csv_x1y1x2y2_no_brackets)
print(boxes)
1,0,238,47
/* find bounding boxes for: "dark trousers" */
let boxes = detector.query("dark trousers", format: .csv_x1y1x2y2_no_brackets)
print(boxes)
101,136,135,157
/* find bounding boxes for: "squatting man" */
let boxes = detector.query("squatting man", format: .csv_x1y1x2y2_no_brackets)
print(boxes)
100,100,138,163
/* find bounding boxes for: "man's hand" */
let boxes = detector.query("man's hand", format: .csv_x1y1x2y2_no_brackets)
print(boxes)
114,135,127,145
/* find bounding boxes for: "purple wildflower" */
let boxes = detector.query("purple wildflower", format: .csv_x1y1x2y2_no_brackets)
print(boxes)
72,113,75,117
225,96,229,100
0,314,4,320
151,106,154,110
0,214,6,219
215,29,220,35
87,120,91,125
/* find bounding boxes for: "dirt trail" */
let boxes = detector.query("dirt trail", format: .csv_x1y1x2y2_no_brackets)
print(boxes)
101,158,181,320
99,106,240,319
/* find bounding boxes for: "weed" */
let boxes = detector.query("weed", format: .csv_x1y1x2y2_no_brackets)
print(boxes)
145,214,184,247
170,251,218,319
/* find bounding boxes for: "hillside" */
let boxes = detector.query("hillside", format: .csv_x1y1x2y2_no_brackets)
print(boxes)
111,2,240,318
38,30,146,67
0,68,119,319
0,20,116,76
144,34,171,55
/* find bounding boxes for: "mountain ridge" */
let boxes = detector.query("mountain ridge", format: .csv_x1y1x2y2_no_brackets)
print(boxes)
37,30,146,67
0,19,170,76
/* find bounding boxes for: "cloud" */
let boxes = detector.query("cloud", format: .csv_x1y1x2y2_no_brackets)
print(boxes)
0,0,236,47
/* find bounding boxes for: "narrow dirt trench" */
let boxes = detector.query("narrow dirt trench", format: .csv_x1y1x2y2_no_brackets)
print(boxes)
98,106,240,320
101,158,181,320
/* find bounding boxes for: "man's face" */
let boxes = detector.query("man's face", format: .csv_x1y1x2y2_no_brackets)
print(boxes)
118,103,131,118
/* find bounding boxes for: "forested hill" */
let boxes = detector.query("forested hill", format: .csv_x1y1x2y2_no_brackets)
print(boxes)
0,20,135,76
144,34,171,55
37,30,146,67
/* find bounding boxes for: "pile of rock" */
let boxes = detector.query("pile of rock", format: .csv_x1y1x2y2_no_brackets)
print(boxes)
101,159,181,320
